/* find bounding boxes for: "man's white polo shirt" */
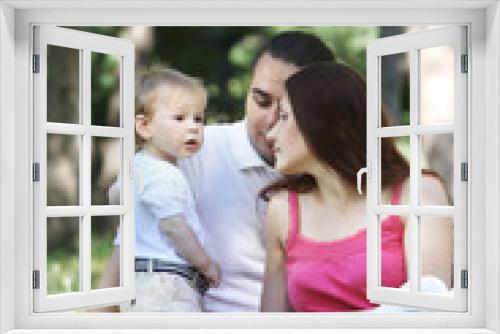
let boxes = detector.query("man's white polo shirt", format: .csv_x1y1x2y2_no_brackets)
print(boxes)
179,120,279,312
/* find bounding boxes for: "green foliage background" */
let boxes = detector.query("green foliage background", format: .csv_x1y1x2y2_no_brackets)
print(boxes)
76,26,379,124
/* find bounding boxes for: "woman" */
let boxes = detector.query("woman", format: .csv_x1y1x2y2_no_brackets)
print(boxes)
260,62,452,312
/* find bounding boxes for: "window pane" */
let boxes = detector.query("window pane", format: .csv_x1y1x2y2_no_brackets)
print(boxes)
91,216,120,290
379,215,408,290
380,136,410,205
47,45,80,124
47,217,80,295
419,215,454,296
47,134,80,206
380,52,410,127
91,137,122,205
91,52,121,127
419,46,454,125
420,134,454,206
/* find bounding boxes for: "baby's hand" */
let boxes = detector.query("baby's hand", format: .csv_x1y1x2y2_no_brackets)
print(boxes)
203,261,222,289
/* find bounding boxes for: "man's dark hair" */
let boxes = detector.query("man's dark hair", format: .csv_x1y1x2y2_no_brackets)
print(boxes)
252,31,336,70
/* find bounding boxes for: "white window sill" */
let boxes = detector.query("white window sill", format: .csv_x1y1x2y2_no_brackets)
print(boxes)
3,329,497,334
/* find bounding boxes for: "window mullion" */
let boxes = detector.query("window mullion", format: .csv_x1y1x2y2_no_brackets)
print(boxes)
374,205,454,216
409,48,420,295
374,124,454,138
80,48,91,294
46,123,127,138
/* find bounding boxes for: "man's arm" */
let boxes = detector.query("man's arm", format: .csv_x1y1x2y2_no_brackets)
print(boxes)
92,246,121,312
91,180,122,312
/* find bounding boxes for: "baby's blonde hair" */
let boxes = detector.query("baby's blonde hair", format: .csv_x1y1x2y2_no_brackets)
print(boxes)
135,66,207,148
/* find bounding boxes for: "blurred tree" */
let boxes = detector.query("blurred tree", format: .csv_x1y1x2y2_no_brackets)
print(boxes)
74,26,382,123
149,27,266,122
380,26,407,125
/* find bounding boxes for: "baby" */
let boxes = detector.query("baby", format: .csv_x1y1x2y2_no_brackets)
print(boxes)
117,67,221,312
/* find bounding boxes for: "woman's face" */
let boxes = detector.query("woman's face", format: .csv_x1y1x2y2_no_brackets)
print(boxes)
266,93,311,174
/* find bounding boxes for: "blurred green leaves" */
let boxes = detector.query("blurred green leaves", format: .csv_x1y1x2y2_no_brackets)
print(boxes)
73,26,381,124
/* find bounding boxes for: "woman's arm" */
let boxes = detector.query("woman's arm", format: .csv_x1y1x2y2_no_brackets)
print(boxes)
419,176,453,287
401,176,453,288
260,193,290,312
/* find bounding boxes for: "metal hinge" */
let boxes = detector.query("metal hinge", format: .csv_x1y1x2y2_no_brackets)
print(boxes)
461,270,468,289
32,163,40,182
461,54,468,73
32,55,40,73
32,270,40,289
461,162,468,181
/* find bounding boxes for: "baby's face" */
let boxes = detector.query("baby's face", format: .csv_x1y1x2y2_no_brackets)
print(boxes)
145,87,205,162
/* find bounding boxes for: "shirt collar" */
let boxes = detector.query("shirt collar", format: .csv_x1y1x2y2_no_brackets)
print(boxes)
230,120,271,171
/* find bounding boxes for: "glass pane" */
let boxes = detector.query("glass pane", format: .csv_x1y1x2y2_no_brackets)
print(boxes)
420,134,454,206
419,215,454,295
47,45,80,124
91,216,120,290
380,136,410,205
91,137,122,205
419,46,454,125
47,134,80,206
47,217,80,294
91,52,121,127
379,214,408,289
380,52,410,127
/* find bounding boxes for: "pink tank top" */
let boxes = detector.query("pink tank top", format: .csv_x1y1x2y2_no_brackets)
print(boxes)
285,186,407,312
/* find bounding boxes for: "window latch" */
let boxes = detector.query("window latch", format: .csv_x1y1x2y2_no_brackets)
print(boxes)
356,162,371,195
129,160,135,179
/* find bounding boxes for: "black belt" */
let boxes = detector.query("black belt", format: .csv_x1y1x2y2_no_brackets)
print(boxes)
134,258,209,295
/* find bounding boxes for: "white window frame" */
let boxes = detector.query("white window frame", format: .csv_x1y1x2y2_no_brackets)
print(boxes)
32,26,136,312
365,26,468,312
0,1,499,333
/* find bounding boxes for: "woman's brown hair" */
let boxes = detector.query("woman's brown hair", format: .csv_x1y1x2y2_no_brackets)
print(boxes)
261,62,410,200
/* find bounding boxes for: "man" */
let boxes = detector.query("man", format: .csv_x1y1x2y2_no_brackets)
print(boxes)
100,31,336,312
178,32,336,312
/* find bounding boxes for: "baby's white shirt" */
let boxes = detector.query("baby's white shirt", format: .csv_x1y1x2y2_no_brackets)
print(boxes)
113,151,203,264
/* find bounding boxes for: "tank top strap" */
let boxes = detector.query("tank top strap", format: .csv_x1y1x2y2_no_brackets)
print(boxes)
390,182,404,205
287,190,300,246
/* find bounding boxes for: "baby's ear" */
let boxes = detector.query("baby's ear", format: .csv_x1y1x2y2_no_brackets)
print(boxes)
135,114,151,140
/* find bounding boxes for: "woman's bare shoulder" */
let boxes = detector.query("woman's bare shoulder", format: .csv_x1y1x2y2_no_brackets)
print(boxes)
421,174,449,206
266,191,290,243
400,175,449,206
268,190,289,211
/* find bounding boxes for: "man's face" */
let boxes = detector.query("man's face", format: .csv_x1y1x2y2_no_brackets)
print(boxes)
266,93,311,175
245,53,299,165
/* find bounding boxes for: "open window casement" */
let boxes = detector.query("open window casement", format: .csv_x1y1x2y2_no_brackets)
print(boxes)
364,26,467,312
33,26,135,312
